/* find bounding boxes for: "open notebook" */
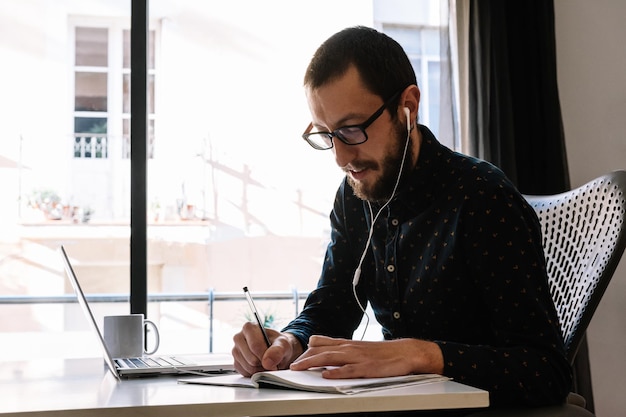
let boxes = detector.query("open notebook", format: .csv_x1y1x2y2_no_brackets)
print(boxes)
60,245,235,379
179,368,450,395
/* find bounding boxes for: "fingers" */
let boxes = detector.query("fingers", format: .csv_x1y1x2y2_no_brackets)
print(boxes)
232,323,295,376
320,363,361,379
289,337,403,378
290,336,353,371
232,322,272,376
307,335,347,347
232,326,262,376
293,338,445,379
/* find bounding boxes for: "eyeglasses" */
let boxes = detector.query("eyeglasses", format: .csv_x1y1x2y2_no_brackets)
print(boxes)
302,89,403,150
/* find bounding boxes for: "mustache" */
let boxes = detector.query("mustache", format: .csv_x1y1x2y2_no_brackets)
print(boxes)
341,160,378,173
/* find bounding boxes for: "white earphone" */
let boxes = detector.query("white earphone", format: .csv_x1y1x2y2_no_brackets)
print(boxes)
351,104,414,339
404,107,410,132
352,105,413,288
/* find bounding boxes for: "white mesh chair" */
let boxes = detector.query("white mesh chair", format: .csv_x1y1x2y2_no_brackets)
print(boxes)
526,170,626,365
470,170,626,416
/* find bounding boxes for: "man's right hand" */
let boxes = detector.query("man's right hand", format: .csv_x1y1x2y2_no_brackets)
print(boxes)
231,322,304,376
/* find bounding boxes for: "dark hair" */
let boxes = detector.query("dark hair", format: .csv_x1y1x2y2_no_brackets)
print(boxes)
303,26,417,113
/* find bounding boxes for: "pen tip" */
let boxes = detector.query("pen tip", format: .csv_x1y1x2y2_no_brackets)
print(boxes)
243,286,248,292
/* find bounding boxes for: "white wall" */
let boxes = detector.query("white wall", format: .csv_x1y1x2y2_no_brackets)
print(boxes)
554,0,626,415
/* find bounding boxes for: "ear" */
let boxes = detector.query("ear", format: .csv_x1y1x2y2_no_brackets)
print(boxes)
399,85,420,125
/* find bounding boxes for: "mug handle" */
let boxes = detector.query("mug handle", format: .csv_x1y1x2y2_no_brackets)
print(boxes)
143,319,160,355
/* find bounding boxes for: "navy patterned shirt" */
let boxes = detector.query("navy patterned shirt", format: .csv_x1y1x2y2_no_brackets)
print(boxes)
283,125,573,408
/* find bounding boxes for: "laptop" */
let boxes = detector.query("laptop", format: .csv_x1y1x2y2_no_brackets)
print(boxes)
59,245,236,379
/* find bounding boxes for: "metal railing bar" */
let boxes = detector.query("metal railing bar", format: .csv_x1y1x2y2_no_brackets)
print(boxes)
0,290,311,353
0,290,310,305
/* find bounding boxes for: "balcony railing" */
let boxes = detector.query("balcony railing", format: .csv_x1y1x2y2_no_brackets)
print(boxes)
72,134,155,159
74,134,109,159
0,289,310,352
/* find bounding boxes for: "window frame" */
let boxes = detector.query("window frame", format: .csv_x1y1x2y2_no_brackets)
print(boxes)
70,20,158,161
381,23,443,137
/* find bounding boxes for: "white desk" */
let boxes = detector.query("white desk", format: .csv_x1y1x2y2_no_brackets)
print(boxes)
0,358,489,416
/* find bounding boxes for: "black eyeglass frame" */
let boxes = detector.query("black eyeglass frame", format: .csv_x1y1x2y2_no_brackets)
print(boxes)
302,89,404,150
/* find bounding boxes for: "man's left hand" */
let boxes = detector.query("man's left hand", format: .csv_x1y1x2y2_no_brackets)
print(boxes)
289,335,444,378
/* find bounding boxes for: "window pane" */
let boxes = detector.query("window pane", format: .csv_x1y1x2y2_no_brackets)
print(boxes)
74,117,107,134
423,28,440,56
75,27,108,67
123,73,129,113
386,26,422,54
75,72,108,111
428,60,440,134
410,57,422,84
1,3,130,361
382,24,442,136
148,74,155,113
122,118,154,159
1,0,447,361
123,73,155,114
123,29,155,69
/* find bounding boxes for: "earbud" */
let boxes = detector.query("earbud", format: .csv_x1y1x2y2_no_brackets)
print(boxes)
404,107,411,132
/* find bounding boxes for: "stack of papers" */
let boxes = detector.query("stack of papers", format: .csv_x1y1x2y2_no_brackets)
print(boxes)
179,368,450,395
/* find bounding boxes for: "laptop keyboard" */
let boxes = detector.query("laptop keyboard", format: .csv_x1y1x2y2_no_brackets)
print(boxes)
116,356,189,369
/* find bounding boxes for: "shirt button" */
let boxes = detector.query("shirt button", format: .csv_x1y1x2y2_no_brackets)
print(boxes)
391,219,399,226
386,264,395,273
393,311,401,319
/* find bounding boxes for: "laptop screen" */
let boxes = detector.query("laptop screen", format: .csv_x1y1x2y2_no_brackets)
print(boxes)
59,245,121,379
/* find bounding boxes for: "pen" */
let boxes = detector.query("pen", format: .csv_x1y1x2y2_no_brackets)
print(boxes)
243,286,271,347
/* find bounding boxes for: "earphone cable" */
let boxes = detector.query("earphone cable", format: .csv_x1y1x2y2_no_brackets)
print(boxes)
352,123,412,340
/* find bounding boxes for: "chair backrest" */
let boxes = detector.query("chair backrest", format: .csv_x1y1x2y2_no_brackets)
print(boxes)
523,170,626,363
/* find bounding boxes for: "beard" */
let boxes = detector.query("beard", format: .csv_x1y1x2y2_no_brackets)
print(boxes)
347,121,413,203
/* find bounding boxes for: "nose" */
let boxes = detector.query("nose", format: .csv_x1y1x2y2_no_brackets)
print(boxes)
332,137,358,169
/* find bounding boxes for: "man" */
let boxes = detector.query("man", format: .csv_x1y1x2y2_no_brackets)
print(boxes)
232,26,572,412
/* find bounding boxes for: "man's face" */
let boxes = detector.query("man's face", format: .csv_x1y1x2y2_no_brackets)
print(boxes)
305,66,411,202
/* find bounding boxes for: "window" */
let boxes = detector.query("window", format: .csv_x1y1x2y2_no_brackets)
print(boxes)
74,27,109,159
0,0,450,360
383,25,442,138
72,26,156,160
122,29,156,159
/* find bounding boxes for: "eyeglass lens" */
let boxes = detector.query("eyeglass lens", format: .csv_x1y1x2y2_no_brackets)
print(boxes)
305,127,367,149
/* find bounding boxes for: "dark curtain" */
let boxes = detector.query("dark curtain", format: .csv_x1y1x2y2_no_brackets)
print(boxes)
467,0,569,194
466,0,593,412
